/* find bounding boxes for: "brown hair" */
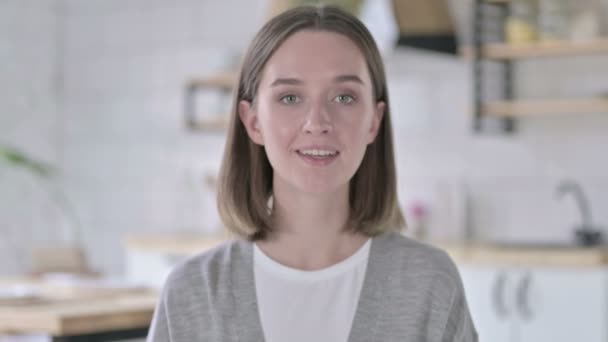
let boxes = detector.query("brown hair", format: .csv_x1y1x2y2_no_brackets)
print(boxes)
217,5,405,240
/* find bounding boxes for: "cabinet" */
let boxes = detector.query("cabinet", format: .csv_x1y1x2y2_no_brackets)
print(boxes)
459,265,608,342
460,266,512,342
471,0,608,132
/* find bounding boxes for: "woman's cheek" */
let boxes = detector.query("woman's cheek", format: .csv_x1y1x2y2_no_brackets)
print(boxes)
335,106,367,125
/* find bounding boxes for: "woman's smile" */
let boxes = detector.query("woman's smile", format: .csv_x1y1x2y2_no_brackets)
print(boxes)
295,147,340,166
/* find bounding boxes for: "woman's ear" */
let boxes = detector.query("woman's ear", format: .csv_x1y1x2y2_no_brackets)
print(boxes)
239,100,264,145
367,101,385,144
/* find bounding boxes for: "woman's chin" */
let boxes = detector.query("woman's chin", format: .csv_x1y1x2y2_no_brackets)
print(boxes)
293,179,349,196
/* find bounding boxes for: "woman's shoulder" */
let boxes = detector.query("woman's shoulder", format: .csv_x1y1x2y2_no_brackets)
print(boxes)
151,239,254,338
374,231,462,283
162,238,251,293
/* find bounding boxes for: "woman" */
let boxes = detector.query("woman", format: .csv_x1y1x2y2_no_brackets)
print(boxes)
147,5,477,342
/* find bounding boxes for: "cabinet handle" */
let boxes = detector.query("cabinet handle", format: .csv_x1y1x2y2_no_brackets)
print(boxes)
516,271,534,321
492,271,509,319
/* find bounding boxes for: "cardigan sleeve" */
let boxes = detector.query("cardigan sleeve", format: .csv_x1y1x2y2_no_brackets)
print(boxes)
146,287,171,342
441,285,478,342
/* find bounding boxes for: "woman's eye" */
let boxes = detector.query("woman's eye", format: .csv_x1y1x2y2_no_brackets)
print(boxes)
280,95,300,104
335,94,355,104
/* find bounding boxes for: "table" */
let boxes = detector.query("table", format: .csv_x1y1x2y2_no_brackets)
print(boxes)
0,278,158,342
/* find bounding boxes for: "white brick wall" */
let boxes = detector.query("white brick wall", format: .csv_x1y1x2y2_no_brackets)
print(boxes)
2,0,608,276
59,0,269,274
0,0,62,275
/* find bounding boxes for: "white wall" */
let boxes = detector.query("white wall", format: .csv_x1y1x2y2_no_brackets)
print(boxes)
59,0,270,274
385,49,608,244
2,0,607,276
0,0,62,275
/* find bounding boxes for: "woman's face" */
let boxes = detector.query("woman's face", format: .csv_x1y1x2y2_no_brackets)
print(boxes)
240,30,384,195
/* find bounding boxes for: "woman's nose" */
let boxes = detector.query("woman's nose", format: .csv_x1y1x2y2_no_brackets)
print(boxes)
302,102,332,135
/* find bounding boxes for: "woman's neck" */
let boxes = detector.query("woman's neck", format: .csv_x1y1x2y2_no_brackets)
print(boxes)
256,180,369,271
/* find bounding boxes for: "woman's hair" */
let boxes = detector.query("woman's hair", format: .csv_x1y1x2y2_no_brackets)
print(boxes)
217,5,405,240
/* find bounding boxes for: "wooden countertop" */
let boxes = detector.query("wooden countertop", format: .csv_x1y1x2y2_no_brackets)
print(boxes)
434,241,608,267
0,278,158,336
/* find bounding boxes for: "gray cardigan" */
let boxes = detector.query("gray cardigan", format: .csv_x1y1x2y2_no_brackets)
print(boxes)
147,231,478,341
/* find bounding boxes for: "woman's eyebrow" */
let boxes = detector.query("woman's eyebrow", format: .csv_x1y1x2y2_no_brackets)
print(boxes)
269,74,364,87
270,78,303,87
334,74,364,85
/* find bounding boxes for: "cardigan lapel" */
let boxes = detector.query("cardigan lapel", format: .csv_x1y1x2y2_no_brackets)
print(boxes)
231,239,266,342
347,232,392,342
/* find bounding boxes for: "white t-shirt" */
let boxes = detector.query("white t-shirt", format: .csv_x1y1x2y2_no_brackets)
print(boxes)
253,239,371,342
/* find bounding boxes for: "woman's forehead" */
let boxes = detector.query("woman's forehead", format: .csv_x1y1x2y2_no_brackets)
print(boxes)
260,30,371,86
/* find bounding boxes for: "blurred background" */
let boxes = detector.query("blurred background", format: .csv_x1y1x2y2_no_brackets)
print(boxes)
1,0,608,341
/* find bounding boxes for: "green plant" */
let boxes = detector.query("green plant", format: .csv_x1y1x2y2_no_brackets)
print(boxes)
0,144,81,246
0,145,54,177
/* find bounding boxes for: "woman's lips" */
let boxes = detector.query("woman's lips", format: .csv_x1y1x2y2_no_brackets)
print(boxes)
295,150,340,166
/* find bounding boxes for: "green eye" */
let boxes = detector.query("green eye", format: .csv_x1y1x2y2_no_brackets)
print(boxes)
335,94,355,104
280,95,299,104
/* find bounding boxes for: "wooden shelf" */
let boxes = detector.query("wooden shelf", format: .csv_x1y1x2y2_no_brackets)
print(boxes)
461,39,608,60
188,116,231,131
485,39,608,59
188,71,238,90
482,98,608,117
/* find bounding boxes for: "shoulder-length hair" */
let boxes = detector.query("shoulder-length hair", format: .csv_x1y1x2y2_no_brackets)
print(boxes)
217,5,405,240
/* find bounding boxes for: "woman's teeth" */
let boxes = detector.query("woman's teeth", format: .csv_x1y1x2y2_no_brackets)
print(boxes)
298,149,338,157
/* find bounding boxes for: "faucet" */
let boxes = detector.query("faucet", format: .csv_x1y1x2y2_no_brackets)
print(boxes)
555,179,603,246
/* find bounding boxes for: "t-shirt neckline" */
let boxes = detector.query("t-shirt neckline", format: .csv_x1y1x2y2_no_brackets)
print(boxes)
253,238,371,281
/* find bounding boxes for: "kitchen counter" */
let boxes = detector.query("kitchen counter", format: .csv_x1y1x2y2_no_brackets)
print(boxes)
433,241,608,267
0,277,158,339
123,233,230,255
